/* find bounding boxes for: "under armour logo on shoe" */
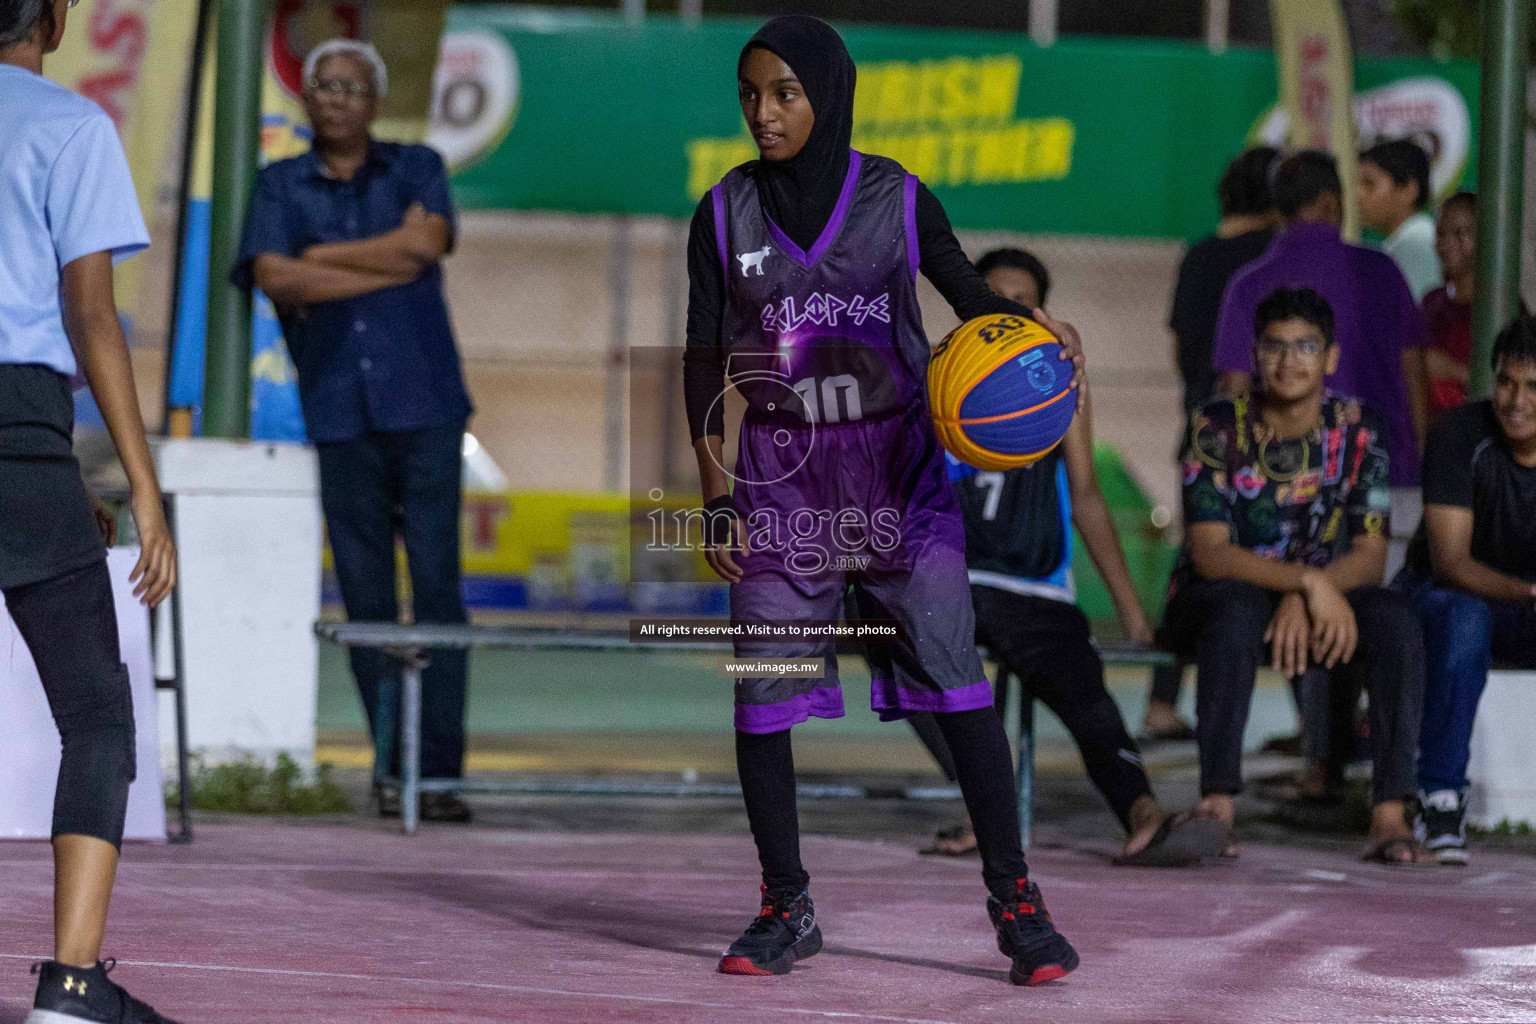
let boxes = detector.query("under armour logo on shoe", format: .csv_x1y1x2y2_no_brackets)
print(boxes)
737,246,771,277
63,976,86,995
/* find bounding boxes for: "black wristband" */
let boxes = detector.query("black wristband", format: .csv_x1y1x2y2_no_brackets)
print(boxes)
704,494,740,546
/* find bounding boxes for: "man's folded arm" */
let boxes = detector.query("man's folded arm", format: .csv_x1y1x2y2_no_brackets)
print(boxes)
252,252,415,307
301,208,450,278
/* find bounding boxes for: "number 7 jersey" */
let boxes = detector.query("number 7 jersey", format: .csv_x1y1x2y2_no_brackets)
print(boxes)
707,150,931,425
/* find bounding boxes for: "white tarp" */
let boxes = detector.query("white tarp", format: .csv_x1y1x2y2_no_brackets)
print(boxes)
0,548,166,842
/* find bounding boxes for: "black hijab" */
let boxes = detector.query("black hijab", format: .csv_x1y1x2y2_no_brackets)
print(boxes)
738,16,856,253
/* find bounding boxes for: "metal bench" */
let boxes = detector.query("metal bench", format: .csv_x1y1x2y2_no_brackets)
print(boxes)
316,622,967,833
315,622,1178,839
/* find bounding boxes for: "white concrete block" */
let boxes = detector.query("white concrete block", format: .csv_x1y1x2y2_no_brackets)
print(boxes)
1466,670,1536,828
156,438,322,767
0,549,165,841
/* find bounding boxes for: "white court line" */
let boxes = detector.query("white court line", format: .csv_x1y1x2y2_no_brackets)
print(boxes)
0,862,996,889
0,953,965,1024
0,859,1437,896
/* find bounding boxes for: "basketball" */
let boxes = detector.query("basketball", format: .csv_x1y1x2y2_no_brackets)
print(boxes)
928,314,1076,470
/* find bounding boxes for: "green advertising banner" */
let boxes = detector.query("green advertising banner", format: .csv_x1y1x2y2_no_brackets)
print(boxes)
427,8,1479,239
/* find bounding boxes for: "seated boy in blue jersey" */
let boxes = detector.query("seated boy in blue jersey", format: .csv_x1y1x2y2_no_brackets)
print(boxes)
1392,316,1536,865
891,249,1226,866
1161,286,1426,863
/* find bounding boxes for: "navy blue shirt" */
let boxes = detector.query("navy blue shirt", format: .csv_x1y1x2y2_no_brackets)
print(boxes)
233,141,472,443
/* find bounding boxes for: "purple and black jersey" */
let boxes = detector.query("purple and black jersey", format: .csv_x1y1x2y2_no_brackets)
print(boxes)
708,151,930,424
708,151,991,733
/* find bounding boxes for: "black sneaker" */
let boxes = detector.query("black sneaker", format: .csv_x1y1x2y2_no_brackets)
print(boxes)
988,879,1080,986
374,784,473,823
421,792,473,824
374,781,401,818
1416,789,1470,866
27,960,179,1024
718,885,822,975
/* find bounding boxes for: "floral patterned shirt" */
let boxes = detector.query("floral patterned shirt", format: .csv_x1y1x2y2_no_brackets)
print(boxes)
1171,392,1391,595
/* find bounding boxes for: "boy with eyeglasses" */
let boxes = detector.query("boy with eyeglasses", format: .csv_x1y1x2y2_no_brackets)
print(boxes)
1159,286,1428,864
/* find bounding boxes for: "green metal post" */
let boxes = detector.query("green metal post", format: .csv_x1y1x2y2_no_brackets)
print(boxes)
1470,0,1529,401
202,0,267,439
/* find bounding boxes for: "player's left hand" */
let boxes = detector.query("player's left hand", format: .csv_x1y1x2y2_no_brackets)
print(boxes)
89,489,118,547
1032,307,1086,411
128,490,177,608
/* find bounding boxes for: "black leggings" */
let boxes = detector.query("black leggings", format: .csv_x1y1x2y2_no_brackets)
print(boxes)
738,707,1029,901
911,590,1153,831
3,560,135,848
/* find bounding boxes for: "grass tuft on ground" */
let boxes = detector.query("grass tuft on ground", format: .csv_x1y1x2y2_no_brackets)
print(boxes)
168,753,352,815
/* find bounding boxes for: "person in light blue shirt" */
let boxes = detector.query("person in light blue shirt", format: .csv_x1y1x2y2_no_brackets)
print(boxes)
1,0,179,1020
1358,138,1442,303
0,61,147,373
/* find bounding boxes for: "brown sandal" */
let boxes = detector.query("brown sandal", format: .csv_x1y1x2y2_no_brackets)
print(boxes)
1115,811,1228,867
1362,836,1429,866
920,821,977,856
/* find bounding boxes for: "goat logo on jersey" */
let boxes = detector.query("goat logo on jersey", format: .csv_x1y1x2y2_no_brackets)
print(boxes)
737,246,772,277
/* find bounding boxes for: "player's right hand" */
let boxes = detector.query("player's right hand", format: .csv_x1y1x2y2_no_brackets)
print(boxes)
1264,592,1310,678
1300,572,1356,669
705,518,750,584
128,490,177,608
1031,306,1086,411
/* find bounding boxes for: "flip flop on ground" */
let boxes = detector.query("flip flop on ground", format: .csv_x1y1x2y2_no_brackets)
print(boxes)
1115,811,1229,867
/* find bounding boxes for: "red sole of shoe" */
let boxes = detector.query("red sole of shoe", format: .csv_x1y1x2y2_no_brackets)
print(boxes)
1026,965,1071,986
718,956,777,976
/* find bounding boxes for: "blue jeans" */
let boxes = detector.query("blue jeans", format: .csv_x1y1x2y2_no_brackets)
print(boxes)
318,423,468,781
1394,569,1536,792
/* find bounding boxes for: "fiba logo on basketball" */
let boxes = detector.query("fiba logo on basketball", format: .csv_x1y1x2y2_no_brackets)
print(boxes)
1019,348,1057,394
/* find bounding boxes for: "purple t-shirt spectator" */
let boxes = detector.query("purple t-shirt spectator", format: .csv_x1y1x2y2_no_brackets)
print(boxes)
1212,221,1425,486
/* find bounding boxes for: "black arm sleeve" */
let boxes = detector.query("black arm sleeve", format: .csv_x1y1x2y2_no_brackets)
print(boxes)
683,196,727,441
914,182,1032,322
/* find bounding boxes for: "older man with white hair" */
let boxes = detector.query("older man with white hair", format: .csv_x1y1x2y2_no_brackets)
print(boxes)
232,39,475,823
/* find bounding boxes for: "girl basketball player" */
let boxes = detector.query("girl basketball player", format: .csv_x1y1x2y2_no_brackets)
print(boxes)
2,2,178,1020
683,16,1084,986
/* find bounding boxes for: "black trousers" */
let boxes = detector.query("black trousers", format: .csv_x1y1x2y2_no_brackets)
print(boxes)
317,423,469,780
911,589,1153,831
3,560,135,847
1159,579,1424,803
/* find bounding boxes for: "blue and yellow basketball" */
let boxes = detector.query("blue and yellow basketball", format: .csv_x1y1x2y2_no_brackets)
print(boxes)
928,314,1076,470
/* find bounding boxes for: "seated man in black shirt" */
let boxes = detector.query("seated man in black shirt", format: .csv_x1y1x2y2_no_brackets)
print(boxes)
1160,286,1426,862
1392,316,1536,865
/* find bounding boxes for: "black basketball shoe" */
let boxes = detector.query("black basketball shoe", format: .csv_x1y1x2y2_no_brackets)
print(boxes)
27,960,180,1024
988,878,1080,986
718,885,822,975
1416,789,1470,866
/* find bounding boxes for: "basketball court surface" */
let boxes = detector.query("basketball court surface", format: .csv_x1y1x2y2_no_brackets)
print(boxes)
4,816,1535,1024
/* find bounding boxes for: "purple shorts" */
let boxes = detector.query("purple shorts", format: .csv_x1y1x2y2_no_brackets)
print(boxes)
728,404,991,733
